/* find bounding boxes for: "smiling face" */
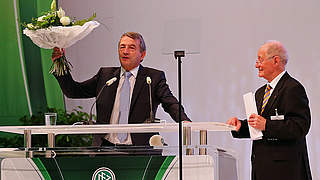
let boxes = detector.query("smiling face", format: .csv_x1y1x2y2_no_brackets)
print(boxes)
256,45,276,82
118,36,146,71
255,41,286,82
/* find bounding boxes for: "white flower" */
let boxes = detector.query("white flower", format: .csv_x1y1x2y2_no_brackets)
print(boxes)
37,15,46,22
57,7,65,18
27,23,34,29
60,16,71,26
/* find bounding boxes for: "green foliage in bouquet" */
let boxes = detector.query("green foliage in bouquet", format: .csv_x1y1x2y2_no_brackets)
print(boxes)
73,13,97,26
22,0,96,31
22,0,98,77
23,11,97,31
0,106,94,148
22,11,69,30
23,0,70,30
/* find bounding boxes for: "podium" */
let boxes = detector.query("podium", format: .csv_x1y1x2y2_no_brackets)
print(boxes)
0,122,235,154
0,122,238,180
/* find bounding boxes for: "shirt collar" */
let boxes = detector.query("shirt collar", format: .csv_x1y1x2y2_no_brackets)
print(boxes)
269,71,286,89
120,65,139,78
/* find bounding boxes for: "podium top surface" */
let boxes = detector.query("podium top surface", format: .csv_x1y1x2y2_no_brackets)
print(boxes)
0,122,236,135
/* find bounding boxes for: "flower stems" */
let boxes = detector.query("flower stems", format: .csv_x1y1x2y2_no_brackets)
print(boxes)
49,51,72,76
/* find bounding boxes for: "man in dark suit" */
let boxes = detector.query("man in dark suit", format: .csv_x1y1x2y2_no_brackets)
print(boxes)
53,32,190,147
227,41,312,180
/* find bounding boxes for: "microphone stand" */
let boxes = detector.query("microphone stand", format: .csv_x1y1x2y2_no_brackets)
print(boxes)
174,50,185,180
88,77,117,125
148,82,153,121
145,78,160,123
89,84,107,125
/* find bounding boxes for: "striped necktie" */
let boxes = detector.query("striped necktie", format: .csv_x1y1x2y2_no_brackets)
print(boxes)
118,71,132,143
261,84,272,114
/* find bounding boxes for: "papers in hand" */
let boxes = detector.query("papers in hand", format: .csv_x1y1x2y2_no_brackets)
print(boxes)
243,92,263,140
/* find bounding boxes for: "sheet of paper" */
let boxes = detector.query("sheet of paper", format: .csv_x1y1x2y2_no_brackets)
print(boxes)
243,92,263,140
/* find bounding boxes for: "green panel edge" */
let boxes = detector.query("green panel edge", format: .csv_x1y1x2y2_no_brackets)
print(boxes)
155,156,176,180
32,158,52,180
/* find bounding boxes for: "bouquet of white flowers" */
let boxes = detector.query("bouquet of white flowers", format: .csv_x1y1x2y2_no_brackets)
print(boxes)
23,0,100,76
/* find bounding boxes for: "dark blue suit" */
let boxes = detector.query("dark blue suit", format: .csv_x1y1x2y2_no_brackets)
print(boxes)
55,65,190,146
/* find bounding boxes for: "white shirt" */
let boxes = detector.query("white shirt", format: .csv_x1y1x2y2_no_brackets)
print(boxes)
105,66,139,145
267,71,286,96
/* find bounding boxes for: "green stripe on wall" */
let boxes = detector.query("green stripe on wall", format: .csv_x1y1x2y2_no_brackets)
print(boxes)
40,49,65,109
36,1,65,109
0,0,30,125
18,0,50,114
0,0,64,129
18,0,65,113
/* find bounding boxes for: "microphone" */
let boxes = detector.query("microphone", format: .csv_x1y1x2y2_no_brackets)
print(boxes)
106,77,117,86
145,76,160,123
149,135,167,146
88,77,117,125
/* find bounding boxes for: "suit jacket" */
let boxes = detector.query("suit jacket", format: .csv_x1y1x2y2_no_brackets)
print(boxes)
232,72,312,180
55,65,190,146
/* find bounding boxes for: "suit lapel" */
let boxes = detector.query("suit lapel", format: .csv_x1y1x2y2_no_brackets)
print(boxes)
261,72,289,116
130,65,147,114
256,86,265,115
262,88,278,116
106,68,121,107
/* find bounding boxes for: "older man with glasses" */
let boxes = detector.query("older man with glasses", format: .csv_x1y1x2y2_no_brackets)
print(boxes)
227,40,312,180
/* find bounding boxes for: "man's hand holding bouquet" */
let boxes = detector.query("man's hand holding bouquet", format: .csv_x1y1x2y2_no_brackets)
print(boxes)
23,0,99,76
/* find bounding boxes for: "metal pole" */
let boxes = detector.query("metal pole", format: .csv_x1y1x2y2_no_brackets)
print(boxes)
199,130,207,155
174,50,185,180
178,56,183,180
184,127,193,155
46,133,55,158
24,129,32,158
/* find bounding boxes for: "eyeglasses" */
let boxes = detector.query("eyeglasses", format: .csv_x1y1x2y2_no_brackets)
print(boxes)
256,55,276,64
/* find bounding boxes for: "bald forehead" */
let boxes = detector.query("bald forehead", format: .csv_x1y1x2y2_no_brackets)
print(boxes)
262,41,284,53
259,40,288,65
258,44,268,56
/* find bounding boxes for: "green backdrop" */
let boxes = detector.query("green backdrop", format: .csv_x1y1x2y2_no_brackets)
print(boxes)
0,0,64,127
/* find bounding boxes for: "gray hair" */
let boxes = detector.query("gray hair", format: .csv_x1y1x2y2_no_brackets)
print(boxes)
119,32,146,53
264,40,288,65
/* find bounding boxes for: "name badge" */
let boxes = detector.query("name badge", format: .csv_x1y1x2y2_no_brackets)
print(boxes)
271,108,284,120
271,115,284,120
